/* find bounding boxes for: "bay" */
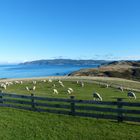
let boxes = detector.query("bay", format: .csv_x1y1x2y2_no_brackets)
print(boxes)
0,64,100,79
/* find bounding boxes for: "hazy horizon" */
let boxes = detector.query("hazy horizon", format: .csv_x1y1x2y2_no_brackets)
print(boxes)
0,0,140,63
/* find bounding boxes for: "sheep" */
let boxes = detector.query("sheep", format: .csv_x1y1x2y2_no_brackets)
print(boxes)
93,92,102,101
106,84,109,88
68,88,74,93
118,86,124,92
58,80,63,84
5,82,9,86
32,86,36,91
0,84,7,90
8,82,13,85
26,86,36,91
15,81,20,84
81,82,84,87
127,91,136,99
67,89,72,94
48,79,53,83
58,80,65,87
53,89,59,94
60,83,65,87
26,86,30,91
33,81,37,85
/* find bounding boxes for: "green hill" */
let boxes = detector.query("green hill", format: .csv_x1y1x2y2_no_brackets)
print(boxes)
69,61,140,81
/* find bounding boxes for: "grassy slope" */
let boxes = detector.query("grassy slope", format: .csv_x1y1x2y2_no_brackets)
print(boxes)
69,61,140,81
0,79,140,140
0,107,140,140
3,80,140,101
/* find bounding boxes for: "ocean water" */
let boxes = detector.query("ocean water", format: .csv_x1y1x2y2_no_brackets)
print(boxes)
0,64,100,79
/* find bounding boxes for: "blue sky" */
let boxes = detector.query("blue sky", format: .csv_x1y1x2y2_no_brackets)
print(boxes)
0,0,140,63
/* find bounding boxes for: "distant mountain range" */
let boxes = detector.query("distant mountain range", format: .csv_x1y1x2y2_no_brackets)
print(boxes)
20,59,109,65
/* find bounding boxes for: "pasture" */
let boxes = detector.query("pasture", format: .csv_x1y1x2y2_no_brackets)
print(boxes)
0,78,140,140
2,79,140,102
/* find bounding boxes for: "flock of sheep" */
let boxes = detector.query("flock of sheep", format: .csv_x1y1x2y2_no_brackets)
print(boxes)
0,79,137,101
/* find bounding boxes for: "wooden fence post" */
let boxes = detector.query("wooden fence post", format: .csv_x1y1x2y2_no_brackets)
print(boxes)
117,98,123,123
31,93,35,110
70,96,75,116
0,91,3,104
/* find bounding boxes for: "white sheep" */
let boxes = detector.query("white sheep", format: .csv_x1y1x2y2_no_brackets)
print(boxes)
33,81,37,85
1,84,7,90
58,80,63,84
5,82,9,86
106,84,109,88
48,79,53,83
93,92,102,101
67,89,72,94
26,86,30,91
8,82,13,85
60,83,65,87
15,81,20,84
33,86,36,91
53,89,59,94
68,88,74,93
119,86,124,92
128,92,136,99
81,82,84,87
26,86,36,91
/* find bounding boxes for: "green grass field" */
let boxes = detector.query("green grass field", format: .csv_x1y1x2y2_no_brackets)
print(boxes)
3,79,140,102
0,79,140,140
0,107,140,140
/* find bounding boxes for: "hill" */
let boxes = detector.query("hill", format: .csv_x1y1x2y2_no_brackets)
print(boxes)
69,61,140,81
20,59,108,65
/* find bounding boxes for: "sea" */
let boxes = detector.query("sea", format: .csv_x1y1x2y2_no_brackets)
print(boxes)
0,64,100,79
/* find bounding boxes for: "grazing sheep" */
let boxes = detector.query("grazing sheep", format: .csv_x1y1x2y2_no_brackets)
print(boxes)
33,81,37,85
81,82,84,87
32,86,36,91
5,82,9,86
58,80,63,84
118,86,124,92
15,81,20,84
60,83,65,87
8,82,13,85
106,84,109,88
128,92,136,99
26,86,36,91
26,86,30,91
0,84,7,90
67,89,72,94
53,89,59,94
68,88,74,93
48,79,53,83
93,92,102,101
